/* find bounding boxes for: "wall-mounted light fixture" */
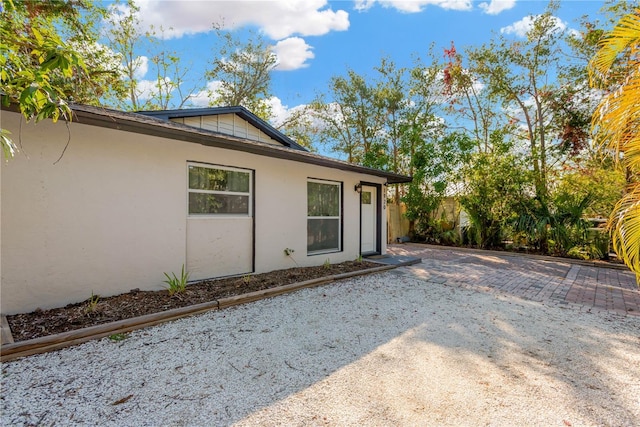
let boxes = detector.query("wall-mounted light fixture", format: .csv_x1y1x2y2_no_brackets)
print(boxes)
354,183,362,193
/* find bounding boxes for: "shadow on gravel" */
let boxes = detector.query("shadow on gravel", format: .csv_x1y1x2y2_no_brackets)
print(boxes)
2,245,638,426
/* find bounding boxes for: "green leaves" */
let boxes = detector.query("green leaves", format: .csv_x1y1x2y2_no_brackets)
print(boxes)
1,0,104,158
205,27,276,120
459,150,530,248
1,129,16,159
163,265,190,296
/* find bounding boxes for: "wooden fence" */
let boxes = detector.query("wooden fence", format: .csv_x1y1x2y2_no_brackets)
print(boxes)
387,202,410,243
387,198,462,243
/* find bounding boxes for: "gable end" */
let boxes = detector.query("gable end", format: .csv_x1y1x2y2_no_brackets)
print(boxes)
138,106,307,151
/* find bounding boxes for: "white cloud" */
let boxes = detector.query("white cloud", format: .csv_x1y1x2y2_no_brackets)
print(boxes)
500,14,567,37
136,78,167,101
354,0,376,11
189,81,224,108
134,0,349,40
355,0,472,13
500,16,534,37
478,0,516,15
267,97,290,126
273,37,315,71
567,27,581,38
132,56,149,80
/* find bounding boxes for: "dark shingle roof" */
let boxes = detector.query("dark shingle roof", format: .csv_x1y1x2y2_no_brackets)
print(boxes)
2,102,412,184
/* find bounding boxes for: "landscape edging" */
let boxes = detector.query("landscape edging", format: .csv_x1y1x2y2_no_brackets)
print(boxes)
0,265,395,362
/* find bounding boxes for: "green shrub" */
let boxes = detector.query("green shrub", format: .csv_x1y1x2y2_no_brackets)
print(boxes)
567,246,590,260
163,264,189,296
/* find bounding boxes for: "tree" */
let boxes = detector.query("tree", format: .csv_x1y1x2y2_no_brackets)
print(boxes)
381,52,444,185
396,53,453,228
206,28,277,120
147,34,200,110
589,8,640,278
311,54,444,172
455,3,618,254
375,57,406,175
311,54,449,232
459,140,530,248
404,131,473,240
554,156,625,218
274,105,316,150
442,41,505,153
1,0,115,158
553,2,637,165
102,0,144,110
311,68,387,167
103,0,201,111
465,5,567,202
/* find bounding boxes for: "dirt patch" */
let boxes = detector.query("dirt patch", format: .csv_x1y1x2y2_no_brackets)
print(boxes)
7,261,379,342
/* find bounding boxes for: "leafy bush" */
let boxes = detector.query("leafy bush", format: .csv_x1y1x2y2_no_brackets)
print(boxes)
567,246,591,260
512,193,593,256
459,149,530,249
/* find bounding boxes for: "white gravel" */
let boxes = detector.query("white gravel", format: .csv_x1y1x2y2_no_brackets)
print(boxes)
2,270,639,426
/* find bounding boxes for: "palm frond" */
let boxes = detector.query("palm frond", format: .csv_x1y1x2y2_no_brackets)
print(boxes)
589,9,640,83
590,9,640,281
610,184,640,276
593,68,640,159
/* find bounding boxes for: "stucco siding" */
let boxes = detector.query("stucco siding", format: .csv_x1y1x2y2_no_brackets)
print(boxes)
186,217,253,280
0,111,386,314
1,113,187,314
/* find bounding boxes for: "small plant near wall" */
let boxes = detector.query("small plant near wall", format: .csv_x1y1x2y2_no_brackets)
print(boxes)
242,274,252,284
323,259,331,269
284,247,299,267
84,292,100,315
163,264,189,296
355,254,363,263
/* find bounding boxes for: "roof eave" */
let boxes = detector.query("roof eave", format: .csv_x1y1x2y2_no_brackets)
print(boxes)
1,102,412,184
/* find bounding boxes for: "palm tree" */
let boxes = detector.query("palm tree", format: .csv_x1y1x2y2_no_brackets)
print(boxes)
589,9,640,280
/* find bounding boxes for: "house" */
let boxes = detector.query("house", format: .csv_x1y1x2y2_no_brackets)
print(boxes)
0,104,411,315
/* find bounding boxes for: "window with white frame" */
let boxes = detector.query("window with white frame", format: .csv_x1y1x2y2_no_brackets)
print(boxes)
307,179,341,254
188,164,252,215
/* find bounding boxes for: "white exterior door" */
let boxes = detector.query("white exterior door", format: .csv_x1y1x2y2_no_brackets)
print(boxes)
360,185,377,254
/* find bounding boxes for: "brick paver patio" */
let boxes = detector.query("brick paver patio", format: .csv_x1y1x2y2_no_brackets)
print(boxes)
388,243,640,317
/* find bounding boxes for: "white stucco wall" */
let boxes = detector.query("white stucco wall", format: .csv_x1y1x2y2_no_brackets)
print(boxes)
0,111,387,314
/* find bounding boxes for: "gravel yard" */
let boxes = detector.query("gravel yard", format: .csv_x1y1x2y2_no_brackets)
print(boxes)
2,267,639,426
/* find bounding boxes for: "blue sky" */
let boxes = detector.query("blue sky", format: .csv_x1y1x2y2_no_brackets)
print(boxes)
105,0,607,124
